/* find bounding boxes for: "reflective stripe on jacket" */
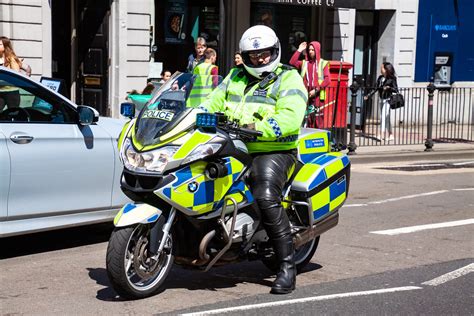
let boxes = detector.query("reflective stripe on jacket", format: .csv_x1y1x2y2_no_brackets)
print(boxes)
201,65,307,153
187,63,218,107
301,59,329,100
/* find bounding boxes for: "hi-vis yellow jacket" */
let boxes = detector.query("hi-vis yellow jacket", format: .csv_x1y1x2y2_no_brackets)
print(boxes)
301,59,329,100
187,63,218,108
200,65,307,153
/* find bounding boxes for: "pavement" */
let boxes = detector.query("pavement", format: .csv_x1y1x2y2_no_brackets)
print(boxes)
346,142,474,163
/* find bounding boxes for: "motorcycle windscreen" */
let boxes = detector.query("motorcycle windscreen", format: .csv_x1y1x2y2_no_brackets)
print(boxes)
134,72,222,147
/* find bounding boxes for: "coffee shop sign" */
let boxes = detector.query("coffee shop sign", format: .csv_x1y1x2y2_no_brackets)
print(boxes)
276,0,335,6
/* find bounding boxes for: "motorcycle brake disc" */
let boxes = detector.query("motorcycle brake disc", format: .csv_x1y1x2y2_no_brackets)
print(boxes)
133,236,160,279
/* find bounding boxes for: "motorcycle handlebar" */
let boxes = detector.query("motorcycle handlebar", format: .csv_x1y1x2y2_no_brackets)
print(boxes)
238,126,263,137
212,113,263,139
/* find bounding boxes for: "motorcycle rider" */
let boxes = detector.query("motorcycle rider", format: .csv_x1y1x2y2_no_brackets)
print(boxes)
199,25,307,294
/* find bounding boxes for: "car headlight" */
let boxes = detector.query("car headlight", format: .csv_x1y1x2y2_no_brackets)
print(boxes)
121,138,179,174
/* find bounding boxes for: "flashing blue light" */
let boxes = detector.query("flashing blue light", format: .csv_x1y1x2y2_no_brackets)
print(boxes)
120,102,135,118
196,113,217,128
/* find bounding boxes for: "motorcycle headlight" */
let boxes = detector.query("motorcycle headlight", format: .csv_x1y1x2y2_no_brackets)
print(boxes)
121,138,179,174
182,143,222,164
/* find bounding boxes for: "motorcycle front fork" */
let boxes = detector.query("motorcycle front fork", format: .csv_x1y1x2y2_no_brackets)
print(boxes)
149,207,176,256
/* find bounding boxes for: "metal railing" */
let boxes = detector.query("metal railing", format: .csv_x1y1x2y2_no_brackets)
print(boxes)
311,84,474,153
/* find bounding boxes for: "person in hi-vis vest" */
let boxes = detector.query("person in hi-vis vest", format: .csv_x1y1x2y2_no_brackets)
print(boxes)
289,41,330,128
187,48,219,108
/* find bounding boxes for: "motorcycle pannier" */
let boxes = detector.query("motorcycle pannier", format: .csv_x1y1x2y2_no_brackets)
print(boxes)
290,152,350,225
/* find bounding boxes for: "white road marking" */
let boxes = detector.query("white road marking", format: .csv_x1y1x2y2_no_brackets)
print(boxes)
181,286,422,315
452,161,474,166
343,190,449,208
368,190,449,205
344,188,474,208
344,203,368,207
370,218,474,235
422,263,474,286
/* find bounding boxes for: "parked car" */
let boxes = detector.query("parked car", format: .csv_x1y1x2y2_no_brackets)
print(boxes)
0,66,129,237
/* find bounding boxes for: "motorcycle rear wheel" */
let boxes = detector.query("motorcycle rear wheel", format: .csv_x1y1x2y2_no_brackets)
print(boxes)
106,224,173,299
262,236,320,273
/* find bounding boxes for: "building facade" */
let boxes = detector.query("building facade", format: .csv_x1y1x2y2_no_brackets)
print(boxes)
1,0,471,117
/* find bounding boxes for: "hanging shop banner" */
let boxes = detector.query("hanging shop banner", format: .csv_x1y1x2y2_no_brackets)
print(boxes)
200,6,220,49
251,4,276,29
288,16,308,55
165,0,187,44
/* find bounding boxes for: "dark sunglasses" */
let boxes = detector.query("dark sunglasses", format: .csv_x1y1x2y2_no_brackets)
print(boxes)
249,50,272,60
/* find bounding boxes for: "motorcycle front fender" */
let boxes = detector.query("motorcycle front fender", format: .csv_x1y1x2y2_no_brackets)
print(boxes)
113,203,162,227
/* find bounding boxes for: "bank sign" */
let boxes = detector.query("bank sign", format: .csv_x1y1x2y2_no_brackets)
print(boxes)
434,24,457,32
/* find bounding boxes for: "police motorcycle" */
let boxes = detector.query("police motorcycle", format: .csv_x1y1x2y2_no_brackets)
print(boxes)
107,72,351,299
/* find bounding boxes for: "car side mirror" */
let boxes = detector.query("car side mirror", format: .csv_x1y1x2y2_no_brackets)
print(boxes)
77,106,97,126
121,102,135,118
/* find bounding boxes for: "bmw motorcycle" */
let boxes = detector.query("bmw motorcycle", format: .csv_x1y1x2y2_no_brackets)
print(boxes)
106,73,351,299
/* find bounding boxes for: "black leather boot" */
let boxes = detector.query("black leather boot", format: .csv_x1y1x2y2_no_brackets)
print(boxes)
270,235,296,294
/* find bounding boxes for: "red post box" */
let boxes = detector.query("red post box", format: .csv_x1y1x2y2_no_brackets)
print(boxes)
319,61,353,129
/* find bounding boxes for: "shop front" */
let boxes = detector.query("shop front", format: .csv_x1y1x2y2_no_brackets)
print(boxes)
154,0,221,74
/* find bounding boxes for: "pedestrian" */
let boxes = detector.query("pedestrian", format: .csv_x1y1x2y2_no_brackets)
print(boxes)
364,62,398,141
289,41,330,128
234,51,243,66
192,48,218,76
186,37,207,73
0,36,22,111
160,70,172,83
187,48,218,107
141,82,155,95
200,25,307,294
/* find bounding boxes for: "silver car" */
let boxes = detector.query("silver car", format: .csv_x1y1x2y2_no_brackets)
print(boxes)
0,67,129,237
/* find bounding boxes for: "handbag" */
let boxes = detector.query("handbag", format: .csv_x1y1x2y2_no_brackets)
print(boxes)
389,92,404,109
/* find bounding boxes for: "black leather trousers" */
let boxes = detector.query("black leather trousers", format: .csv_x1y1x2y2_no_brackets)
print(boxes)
249,152,296,242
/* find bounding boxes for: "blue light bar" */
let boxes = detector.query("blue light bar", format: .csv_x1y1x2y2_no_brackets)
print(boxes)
196,113,217,128
120,102,135,118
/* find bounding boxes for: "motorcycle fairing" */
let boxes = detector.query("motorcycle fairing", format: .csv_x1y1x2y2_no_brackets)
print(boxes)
114,203,162,227
118,119,134,152
297,128,331,163
156,157,252,216
172,130,214,160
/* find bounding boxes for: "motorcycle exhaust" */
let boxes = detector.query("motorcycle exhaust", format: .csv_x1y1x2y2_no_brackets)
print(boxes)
199,229,217,261
204,197,238,272
294,212,339,249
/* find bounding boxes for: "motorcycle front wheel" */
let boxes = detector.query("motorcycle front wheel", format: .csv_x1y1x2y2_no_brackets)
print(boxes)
106,223,173,299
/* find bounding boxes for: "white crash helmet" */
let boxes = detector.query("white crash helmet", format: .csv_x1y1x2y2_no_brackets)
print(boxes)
239,25,281,79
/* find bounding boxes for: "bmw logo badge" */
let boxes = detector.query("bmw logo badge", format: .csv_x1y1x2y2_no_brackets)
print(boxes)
188,181,199,193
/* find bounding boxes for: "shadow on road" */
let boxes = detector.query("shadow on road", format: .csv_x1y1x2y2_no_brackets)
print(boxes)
90,261,323,301
0,223,114,260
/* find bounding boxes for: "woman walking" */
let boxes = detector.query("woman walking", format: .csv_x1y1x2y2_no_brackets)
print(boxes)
365,62,398,141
